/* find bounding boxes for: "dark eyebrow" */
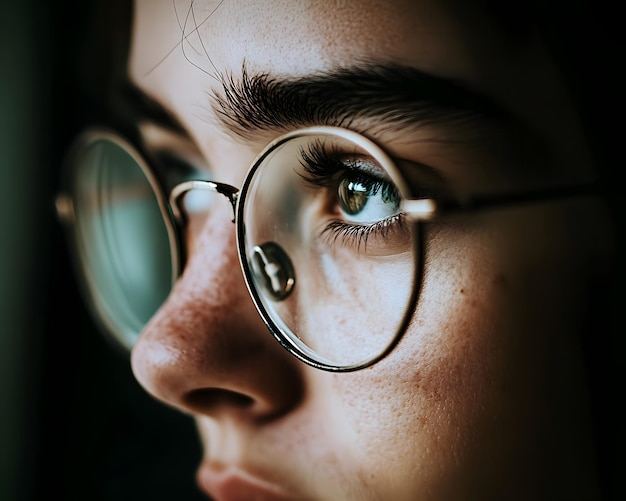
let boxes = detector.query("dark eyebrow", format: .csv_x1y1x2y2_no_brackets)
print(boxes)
211,62,508,140
117,80,189,135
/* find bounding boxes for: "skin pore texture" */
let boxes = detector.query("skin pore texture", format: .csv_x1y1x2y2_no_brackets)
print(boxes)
125,1,613,499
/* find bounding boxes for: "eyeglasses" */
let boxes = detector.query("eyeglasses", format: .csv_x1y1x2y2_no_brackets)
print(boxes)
56,126,595,371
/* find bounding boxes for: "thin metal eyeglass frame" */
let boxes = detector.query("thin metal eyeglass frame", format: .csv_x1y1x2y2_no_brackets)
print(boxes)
167,126,425,372
165,126,598,372
58,126,598,372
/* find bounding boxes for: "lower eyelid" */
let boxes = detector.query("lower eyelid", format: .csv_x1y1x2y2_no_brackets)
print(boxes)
317,215,410,254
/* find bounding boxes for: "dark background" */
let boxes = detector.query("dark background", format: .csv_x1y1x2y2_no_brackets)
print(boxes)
1,1,624,500
1,1,205,500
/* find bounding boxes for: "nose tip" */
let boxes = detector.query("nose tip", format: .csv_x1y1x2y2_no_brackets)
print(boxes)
130,294,305,421
131,323,303,420
129,221,304,422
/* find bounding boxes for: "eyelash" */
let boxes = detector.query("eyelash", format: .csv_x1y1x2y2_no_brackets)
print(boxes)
319,216,405,251
297,141,407,249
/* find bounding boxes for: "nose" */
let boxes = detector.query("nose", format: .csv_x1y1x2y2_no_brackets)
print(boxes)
131,202,304,421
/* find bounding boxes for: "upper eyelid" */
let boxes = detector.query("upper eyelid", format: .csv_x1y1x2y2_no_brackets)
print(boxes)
148,150,212,196
298,141,391,179
296,132,451,193
152,148,209,174
137,121,212,175
138,117,451,203
138,121,203,160
296,145,450,211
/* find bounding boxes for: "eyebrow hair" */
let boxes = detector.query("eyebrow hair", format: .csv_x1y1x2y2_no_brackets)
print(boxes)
117,80,189,135
211,62,509,140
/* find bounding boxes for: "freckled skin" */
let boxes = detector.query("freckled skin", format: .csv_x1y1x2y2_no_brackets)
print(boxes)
127,1,613,499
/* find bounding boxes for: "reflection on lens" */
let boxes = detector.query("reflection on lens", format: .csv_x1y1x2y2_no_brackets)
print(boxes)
70,133,175,350
240,128,419,370
251,242,295,301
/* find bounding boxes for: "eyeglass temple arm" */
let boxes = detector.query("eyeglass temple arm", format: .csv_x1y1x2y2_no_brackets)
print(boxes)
402,182,598,222
169,180,239,223
169,178,596,224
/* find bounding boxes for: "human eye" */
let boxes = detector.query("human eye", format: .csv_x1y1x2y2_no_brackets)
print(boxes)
297,140,407,253
336,170,401,223
138,121,213,201
151,149,209,188
149,150,216,218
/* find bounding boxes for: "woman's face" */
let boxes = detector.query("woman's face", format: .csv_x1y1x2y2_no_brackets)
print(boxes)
127,1,607,499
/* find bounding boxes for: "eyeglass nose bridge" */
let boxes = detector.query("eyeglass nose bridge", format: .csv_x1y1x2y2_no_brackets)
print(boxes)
168,177,297,305
169,180,240,224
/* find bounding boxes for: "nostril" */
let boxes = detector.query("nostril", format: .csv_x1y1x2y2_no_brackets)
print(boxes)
184,388,255,415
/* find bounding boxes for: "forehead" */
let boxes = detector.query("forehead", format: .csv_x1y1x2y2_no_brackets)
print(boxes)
129,0,592,180
131,0,506,79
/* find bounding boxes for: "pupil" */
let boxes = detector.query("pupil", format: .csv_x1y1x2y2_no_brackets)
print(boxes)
338,178,370,215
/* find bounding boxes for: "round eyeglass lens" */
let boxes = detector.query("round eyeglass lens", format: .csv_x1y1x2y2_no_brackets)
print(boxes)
69,132,177,350
239,128,419,370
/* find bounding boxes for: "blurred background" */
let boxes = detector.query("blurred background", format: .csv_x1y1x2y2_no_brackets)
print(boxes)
1,1,205,499
0,1,624,500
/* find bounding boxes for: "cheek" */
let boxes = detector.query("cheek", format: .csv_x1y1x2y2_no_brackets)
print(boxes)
323,206,588,484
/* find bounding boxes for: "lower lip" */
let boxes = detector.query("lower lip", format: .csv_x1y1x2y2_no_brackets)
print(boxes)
197,466,299,501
